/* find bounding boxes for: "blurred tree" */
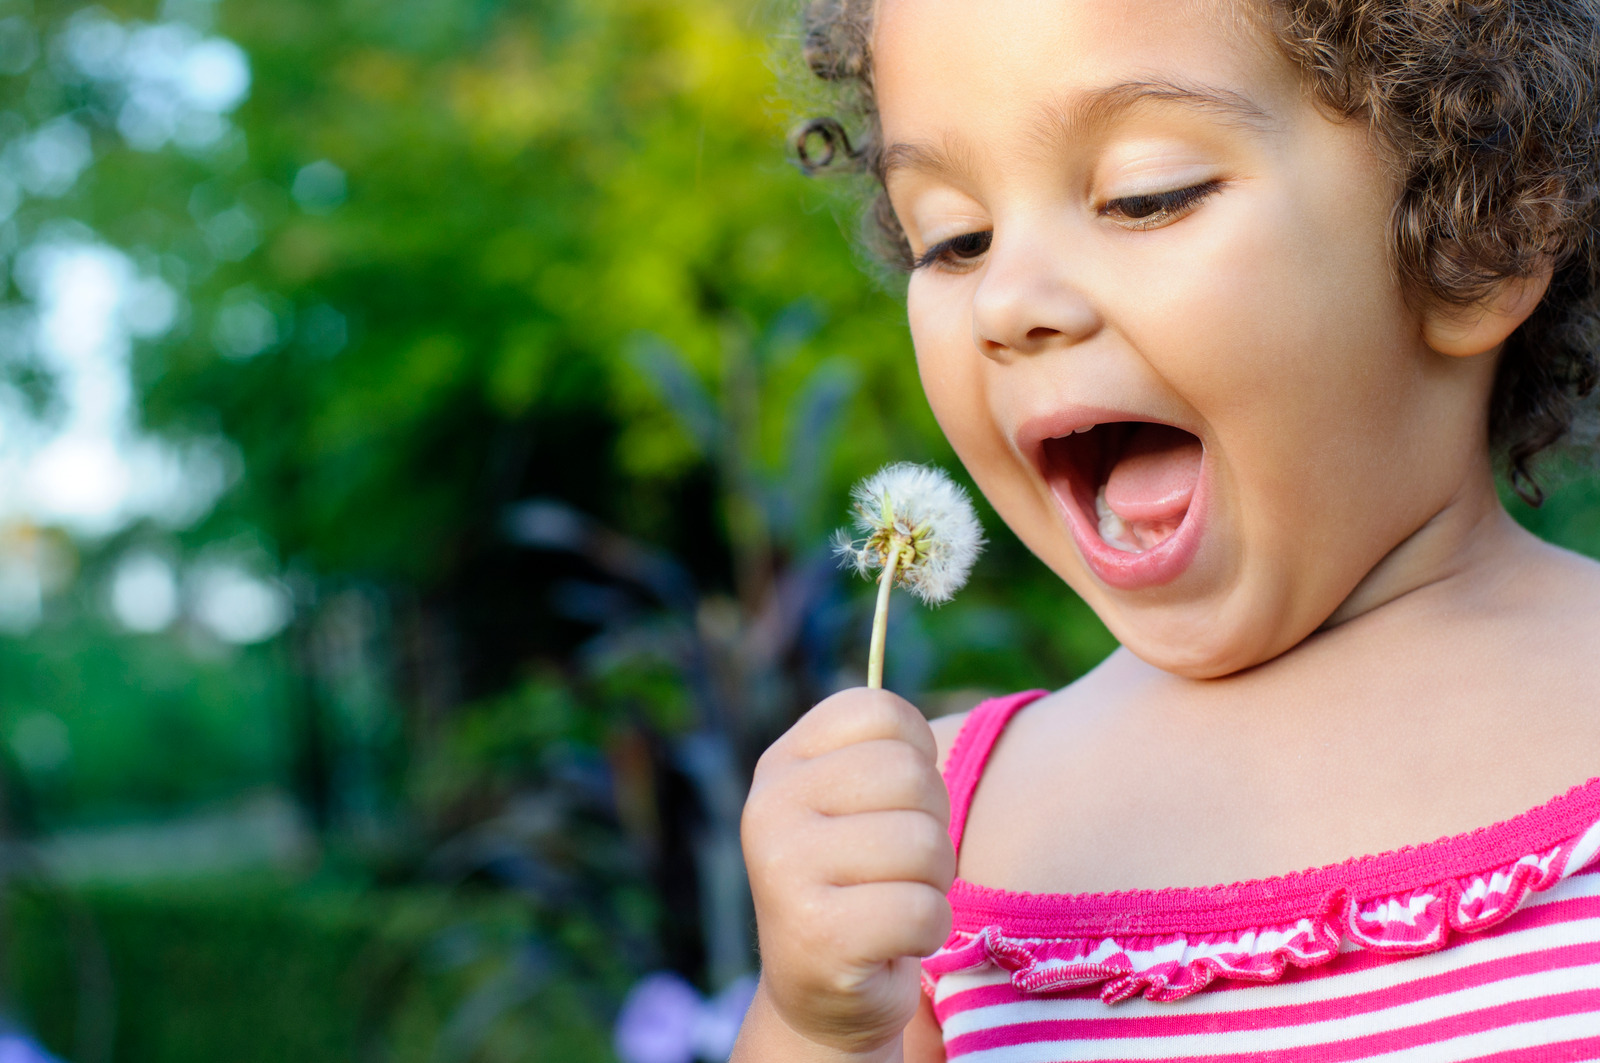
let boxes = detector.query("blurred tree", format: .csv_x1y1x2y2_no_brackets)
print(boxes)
127,0,935,580
8,0,959,814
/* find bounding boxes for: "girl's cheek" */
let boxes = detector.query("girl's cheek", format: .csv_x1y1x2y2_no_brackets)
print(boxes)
910,284,1044,546
909,281,985,440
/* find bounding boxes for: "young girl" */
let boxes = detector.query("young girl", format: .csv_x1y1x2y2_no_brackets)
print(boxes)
735,0,1600,1059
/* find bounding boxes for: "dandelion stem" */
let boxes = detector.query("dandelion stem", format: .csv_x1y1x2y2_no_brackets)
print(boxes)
867,541,904,690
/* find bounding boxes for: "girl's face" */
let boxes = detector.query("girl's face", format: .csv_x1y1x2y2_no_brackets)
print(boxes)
877,0,1501,677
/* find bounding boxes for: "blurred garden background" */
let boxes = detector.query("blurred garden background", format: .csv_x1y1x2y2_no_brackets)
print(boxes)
2,0,1599,1060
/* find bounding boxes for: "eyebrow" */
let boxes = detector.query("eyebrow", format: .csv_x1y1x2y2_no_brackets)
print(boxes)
881,79,1278,184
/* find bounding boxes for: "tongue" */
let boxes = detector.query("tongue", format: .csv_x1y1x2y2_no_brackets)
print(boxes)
1104,424,1202,524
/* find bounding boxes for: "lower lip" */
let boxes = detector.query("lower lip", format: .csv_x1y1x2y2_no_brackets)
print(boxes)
1049,455,1210,591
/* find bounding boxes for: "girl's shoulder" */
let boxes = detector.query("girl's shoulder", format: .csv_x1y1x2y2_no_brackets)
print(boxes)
929,686,1058,776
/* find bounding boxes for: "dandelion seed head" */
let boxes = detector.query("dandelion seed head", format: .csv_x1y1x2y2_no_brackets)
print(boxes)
831,526,871,579
834,462,985,604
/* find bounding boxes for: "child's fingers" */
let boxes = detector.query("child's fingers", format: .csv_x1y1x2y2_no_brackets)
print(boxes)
799,740,951,823
780,688,937,764
828,881,954,963
741,692,954,1055
816,809,956,891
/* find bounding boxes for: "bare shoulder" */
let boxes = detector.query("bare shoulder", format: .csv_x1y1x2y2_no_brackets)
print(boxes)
1515,532,1600,596
1499,536,1600,659
926,679,1104,776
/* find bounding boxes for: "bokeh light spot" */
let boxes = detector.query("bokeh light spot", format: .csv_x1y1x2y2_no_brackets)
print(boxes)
10,712,71,774
111,551,180,633
291,160,347,214
212,288,280,359
191,562,291,644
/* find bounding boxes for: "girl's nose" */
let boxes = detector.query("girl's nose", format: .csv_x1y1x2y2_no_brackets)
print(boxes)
970,233,1102,360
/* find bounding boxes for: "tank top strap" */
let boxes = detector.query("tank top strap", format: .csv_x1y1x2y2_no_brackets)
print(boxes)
943,689,1050,855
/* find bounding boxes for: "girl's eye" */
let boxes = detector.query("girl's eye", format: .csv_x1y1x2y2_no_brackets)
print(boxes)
909,181,1218,271
912,230,993,271
1101,180,1221,229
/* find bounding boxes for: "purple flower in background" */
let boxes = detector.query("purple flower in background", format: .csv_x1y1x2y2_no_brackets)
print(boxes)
614,974,700,1063
691,976,757,1061
0,1032,61,1063
614,972,757,1063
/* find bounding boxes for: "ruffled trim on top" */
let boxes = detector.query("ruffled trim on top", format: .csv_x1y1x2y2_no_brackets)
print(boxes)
923,807,1600,1005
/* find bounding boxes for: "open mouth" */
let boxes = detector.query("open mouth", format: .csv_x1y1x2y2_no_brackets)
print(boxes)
1038,420,1207,588
1043,422,1203,552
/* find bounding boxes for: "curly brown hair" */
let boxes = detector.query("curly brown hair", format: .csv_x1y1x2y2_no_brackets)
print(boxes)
793,0,1600,502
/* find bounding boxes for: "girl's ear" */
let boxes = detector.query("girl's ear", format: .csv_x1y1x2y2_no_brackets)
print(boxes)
1421,266,1553,358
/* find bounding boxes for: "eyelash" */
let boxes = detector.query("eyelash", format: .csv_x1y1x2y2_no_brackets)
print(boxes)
912,230,992,271
1102,180,1221,228
910,180,1223,272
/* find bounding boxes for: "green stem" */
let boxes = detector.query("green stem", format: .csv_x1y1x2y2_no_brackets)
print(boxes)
867,542,904,690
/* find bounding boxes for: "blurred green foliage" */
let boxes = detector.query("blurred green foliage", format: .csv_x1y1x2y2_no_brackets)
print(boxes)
0,615,289,830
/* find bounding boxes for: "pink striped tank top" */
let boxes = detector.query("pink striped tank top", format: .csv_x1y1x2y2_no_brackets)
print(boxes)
922,691,1600,1061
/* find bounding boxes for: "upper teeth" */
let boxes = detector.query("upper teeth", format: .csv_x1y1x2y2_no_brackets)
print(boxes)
1073,424,1095,434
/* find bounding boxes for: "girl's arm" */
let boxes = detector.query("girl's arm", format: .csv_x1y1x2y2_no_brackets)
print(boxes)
904,991,947,1063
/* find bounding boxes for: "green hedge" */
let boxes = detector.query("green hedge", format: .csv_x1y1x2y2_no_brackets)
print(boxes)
7,879,398,1062
7,877,622,1063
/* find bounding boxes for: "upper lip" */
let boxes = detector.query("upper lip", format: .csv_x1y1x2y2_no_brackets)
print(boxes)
1014,406,1196,472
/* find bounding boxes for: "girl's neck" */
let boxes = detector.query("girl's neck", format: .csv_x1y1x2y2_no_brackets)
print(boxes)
1319,459,1529,633
1113,455,1577,716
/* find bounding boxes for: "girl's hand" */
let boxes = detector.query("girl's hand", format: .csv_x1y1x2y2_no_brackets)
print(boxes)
738,688,956,1060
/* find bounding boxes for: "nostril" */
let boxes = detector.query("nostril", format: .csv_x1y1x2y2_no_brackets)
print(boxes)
977,325,1064,362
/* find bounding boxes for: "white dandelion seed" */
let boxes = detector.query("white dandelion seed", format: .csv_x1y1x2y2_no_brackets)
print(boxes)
834,462,985,688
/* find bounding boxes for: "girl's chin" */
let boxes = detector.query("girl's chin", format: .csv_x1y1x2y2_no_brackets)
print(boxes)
1125,641,1257,680
1097,593,1316,680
